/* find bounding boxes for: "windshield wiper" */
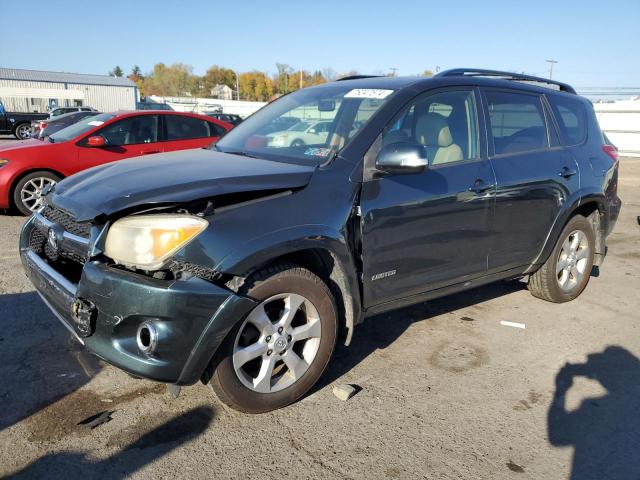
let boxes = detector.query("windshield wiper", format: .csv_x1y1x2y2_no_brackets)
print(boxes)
225,150,258,159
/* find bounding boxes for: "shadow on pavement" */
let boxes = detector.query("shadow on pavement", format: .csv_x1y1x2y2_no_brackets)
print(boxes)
6,406,215,479
318,279,526,389
548,346,640,480
0,291,101,432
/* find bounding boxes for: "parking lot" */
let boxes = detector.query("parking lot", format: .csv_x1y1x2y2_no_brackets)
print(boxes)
0,134,638,479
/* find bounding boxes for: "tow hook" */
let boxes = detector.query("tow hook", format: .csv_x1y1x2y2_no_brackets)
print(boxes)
71,298,97,337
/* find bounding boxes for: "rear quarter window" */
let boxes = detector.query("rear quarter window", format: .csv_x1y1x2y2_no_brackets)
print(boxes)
548,95,588,146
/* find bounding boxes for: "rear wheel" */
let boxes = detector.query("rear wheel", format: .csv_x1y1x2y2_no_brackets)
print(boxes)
14,123,32,140
210,264,337,413
528,215,595,302
12,171,61,215
291,139,305,147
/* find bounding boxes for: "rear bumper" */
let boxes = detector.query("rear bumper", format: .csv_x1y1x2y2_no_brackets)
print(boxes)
604,194,621,237
20,217,255,385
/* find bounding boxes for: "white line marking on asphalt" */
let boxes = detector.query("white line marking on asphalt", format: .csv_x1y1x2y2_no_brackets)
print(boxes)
500,321,526,329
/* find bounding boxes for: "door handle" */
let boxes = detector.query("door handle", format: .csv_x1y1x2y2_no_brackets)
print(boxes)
141,150,161,155
468,179,495,194
558,166,577,178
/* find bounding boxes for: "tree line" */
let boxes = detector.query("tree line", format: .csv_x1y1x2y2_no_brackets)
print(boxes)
109,64,434,102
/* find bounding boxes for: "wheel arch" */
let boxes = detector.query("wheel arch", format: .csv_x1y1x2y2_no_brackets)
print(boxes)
532,193,606,271
218,231,363,347
9,168,65,210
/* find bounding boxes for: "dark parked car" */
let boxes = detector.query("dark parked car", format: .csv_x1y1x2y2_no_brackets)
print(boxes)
136,102,173,111
207,113,243,126
0,100,48,139
20,69,620,413
30,111,101,139
49,106,97,118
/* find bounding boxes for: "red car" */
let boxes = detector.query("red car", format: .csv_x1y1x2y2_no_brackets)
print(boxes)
0,111,232,214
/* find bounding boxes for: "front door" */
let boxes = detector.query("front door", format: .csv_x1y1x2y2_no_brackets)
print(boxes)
77,114,161,171
360,88,495,308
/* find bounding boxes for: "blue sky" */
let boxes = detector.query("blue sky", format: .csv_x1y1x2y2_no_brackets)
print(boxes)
2,0,639,88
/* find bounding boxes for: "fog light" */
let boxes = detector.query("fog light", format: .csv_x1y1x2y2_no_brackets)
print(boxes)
136,321,158,355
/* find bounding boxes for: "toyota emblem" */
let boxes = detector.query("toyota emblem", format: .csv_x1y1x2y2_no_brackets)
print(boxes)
48,229,58,250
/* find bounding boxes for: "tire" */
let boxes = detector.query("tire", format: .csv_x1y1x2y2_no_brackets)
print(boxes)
12,171,61,215
290,139,305,147
14,123,32,140
528,215,595,303
210,263,337,413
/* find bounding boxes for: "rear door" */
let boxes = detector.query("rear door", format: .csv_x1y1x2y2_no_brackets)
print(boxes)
481,89,579,272
76,114,161,171
160,114,227,152
360,87,496,307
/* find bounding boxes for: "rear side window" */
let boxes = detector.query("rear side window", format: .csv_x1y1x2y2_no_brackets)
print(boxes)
165,115,212,140
548,95,588,146
209,121,227,137
485,90,548,155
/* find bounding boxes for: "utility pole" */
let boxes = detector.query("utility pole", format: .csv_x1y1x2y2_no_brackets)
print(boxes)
300,68,303,89
389,67,398,77
546,59,558,79
235,71,240,101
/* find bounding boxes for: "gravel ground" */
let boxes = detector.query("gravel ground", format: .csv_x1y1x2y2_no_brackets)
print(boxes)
0,135,638,479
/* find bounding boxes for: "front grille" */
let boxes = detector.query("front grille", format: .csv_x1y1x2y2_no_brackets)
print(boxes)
41,205,91,238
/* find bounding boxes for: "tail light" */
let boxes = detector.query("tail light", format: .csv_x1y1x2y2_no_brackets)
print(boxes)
39,122,48,130
602,144,618,163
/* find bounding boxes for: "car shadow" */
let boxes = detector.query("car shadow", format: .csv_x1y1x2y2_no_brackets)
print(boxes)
548,346,640,480
5,406,215,479
317,279,526,390
0,291,101,432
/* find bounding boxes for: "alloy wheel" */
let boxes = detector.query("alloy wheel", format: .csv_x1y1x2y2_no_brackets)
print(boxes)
556,229,590,292
232,293,322,393
20,177,56,212
17,124,31,139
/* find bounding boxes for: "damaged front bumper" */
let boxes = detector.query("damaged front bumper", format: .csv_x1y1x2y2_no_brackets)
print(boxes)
19,215,256,385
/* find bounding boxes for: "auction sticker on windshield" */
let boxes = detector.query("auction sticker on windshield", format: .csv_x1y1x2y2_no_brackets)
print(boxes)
344,89,394,99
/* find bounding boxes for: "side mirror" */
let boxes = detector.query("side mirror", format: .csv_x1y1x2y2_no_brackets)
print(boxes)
376,142,428,174
87,135,106,147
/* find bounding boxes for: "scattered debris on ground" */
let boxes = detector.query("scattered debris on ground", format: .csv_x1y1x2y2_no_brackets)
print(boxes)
77,410,113,430
333,384,359,401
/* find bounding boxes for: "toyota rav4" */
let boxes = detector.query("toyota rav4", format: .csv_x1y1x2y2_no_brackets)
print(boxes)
20,69,621,413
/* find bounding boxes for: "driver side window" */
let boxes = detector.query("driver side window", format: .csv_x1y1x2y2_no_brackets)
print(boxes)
97,115,159,146
381,89,479,165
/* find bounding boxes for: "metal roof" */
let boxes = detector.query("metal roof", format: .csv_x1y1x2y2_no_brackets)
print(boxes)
0,67,136,87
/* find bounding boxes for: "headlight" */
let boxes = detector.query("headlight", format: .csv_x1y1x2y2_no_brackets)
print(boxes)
104,214,208,270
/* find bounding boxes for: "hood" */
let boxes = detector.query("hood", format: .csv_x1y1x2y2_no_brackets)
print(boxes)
0,138,49,153
50,148,315,221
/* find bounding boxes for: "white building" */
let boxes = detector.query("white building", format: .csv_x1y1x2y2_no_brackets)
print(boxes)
211,84,234,100
0,67,137,113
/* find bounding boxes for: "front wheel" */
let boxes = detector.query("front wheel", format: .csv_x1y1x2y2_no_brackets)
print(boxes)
528,215,595,302
210,264,337,413
13,171,61,215
14,123,32,140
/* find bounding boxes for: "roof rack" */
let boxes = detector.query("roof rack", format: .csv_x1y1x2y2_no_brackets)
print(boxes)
336,75,383,81
434,68,576,94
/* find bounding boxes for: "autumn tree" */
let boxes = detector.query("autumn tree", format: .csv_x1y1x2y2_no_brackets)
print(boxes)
422,69,434,77
141,63,199,97
239,71,273,101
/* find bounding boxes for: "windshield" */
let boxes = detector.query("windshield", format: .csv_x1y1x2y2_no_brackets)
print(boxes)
214,84,395,164
49,113,115,143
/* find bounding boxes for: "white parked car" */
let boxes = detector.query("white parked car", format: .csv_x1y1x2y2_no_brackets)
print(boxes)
266,121,333,147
